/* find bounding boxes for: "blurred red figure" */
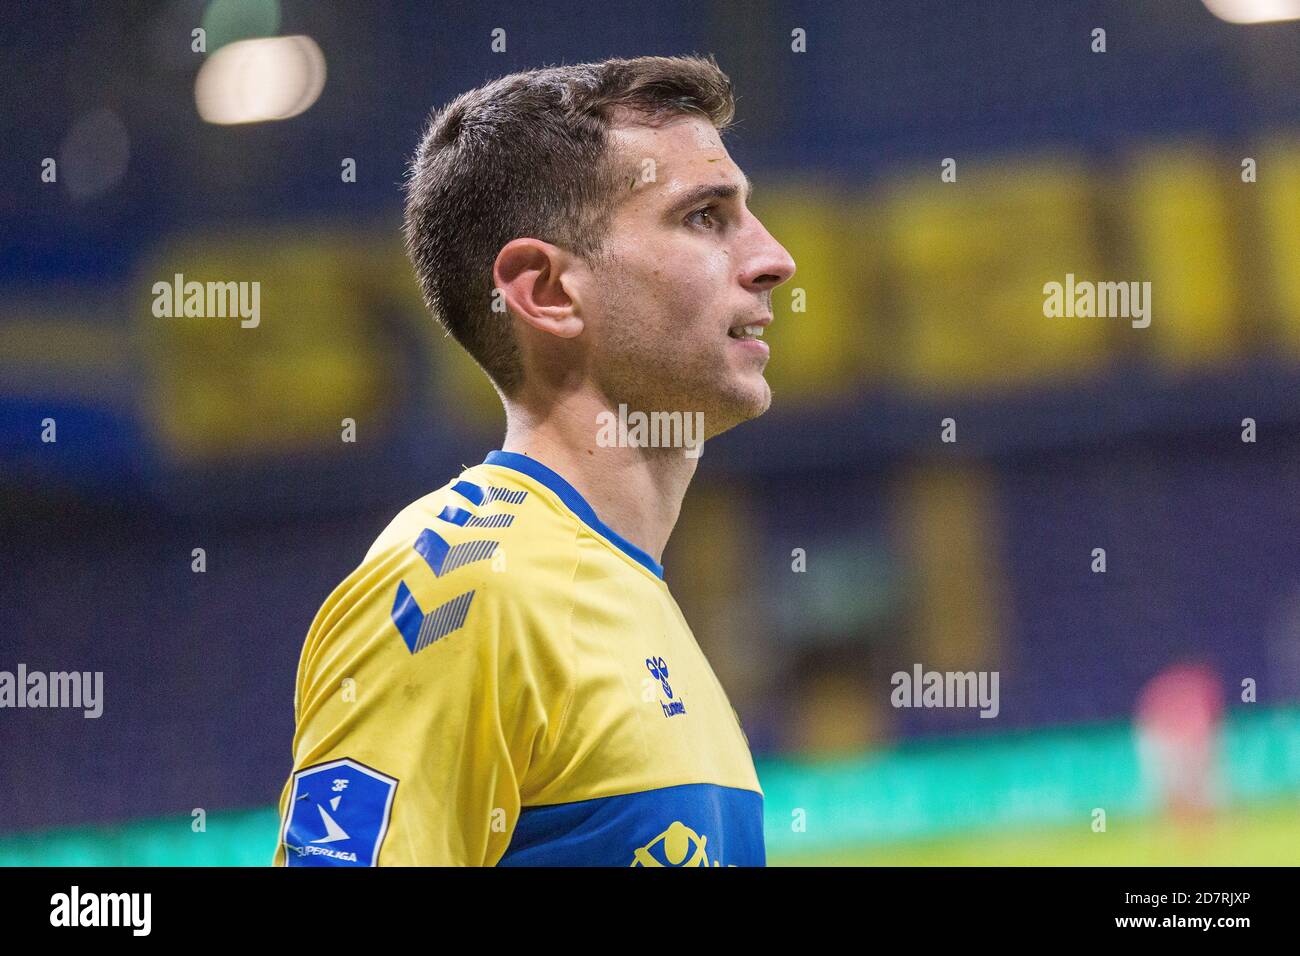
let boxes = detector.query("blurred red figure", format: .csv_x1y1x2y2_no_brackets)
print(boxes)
1135,663,1225,823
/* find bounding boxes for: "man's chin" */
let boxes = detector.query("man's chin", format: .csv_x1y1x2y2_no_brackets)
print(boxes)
743,379,773,419
703,378,771,440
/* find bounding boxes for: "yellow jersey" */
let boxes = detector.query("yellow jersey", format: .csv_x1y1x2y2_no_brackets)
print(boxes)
274,450,764,866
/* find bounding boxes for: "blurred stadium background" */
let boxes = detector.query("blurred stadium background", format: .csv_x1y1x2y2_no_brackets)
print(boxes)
3,0,1300,866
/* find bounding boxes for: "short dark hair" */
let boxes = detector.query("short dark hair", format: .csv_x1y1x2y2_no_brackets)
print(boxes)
402,55,735,396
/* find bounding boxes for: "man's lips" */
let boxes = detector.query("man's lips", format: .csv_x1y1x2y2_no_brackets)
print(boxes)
727,318,770,357
727,315,772,340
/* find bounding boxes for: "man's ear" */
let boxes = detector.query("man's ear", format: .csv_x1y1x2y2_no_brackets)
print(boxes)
493,238,585,339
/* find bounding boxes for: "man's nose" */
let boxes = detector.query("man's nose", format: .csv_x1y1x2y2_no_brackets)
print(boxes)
738,217,797,293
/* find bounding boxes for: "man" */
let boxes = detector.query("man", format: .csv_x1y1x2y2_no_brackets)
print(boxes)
275,54,796,866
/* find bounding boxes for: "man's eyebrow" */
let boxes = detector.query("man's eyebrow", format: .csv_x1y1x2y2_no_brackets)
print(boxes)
663,175,754,216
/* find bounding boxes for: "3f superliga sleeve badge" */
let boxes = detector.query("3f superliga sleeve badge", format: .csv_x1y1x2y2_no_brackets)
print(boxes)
282,758,398,866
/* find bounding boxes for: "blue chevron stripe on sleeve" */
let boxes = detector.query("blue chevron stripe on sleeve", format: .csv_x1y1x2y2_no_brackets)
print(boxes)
437,506,471,526
451,481,485,505
413,528,451,575
389,583,476,654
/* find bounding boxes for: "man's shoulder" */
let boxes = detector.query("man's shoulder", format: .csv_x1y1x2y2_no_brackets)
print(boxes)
366,462,579,583
311,463,581,656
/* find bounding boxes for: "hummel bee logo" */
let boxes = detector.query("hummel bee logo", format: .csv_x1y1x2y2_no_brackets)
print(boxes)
646,656,686,717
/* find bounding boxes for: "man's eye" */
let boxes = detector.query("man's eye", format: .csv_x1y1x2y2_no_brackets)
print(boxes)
686,206,720,229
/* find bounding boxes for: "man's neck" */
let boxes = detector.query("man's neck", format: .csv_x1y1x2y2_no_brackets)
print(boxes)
501,393,699,565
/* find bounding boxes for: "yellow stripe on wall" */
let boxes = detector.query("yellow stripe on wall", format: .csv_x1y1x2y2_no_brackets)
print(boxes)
1125,146,1241,370
879,155,1109,393
1257,139,1300,355
893,462,1005,671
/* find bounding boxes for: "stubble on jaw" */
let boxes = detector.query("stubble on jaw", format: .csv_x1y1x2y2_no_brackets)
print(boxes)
588,270,772,441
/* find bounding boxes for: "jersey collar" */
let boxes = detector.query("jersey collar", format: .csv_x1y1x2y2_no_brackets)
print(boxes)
482,450,665,580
